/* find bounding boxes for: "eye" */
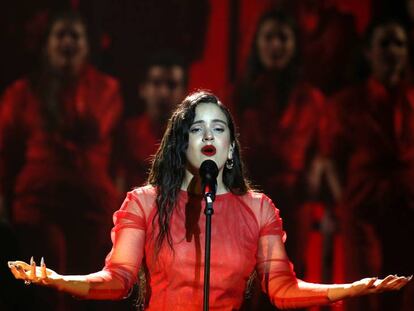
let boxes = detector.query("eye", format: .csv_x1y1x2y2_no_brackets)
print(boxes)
213,127,225,133
190,127,202,134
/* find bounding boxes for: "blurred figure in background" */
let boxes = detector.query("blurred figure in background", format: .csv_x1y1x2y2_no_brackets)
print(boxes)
292,0,359,95
322,18,414,311
0,2,70,93
0,11,123,310
383,0,414,74
116,53,188,191
233,9,327,310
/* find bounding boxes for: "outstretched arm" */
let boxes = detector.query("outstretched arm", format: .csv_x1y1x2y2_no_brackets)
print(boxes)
257,233,411,309
9,257,99,298
8,191,147,300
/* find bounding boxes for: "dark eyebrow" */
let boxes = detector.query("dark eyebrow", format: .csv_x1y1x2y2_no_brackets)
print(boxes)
191,119,228,126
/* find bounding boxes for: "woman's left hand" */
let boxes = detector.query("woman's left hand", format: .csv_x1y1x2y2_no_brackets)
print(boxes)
350,275,412,297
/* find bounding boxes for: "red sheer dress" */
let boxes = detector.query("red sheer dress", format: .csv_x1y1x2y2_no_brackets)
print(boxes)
85,185,331,310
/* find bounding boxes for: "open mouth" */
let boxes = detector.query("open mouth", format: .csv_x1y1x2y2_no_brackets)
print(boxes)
201,145,216,156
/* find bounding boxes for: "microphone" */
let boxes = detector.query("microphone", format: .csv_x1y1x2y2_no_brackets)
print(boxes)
199,160,218,201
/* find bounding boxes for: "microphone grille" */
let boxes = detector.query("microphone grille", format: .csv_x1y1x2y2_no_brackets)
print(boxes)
199,160,219,180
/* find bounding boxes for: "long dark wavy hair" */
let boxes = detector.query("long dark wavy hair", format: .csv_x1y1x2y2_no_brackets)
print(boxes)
147,90,251,256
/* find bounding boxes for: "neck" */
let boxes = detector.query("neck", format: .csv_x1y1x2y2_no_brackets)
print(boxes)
181,168,228,195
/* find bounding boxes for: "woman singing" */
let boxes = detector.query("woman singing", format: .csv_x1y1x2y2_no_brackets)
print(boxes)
8,91,411,310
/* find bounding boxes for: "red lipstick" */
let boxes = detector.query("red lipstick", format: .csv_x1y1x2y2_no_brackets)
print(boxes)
201,145,216,156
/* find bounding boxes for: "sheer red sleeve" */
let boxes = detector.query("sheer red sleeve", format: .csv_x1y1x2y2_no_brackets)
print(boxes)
85,190,148,299
256,196,331,309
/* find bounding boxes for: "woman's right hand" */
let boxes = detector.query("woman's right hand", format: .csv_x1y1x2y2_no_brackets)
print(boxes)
8,257,61,287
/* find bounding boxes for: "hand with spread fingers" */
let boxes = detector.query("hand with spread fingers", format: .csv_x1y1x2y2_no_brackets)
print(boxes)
350,275,413,297
8,257,61,287
8,256,94,298
326,274,413,302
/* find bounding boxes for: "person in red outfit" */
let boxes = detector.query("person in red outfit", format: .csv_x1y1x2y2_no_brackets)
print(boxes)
0,11,123,310
292,0,360,95
234,10,326,285
116,53,188,191
321,19,414,311
7,90,411,310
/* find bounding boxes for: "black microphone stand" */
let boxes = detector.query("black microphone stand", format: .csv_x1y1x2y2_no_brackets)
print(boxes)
199,159,218,311
203,191,214,311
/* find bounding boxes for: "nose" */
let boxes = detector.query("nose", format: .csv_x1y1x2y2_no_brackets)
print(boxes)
159,84,171,99
202,128,214,142
61,32,76,46
271,37,282,49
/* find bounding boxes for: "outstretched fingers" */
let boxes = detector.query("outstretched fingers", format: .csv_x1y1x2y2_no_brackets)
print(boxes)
30,256,36,279
374,275,412,293
9,263,28,280
39,257,50,284
387,275,413,290
8,257,51,285
375,275,395,292
352,274,413,297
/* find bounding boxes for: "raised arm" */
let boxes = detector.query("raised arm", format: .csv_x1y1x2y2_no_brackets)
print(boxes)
8,191,147,300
